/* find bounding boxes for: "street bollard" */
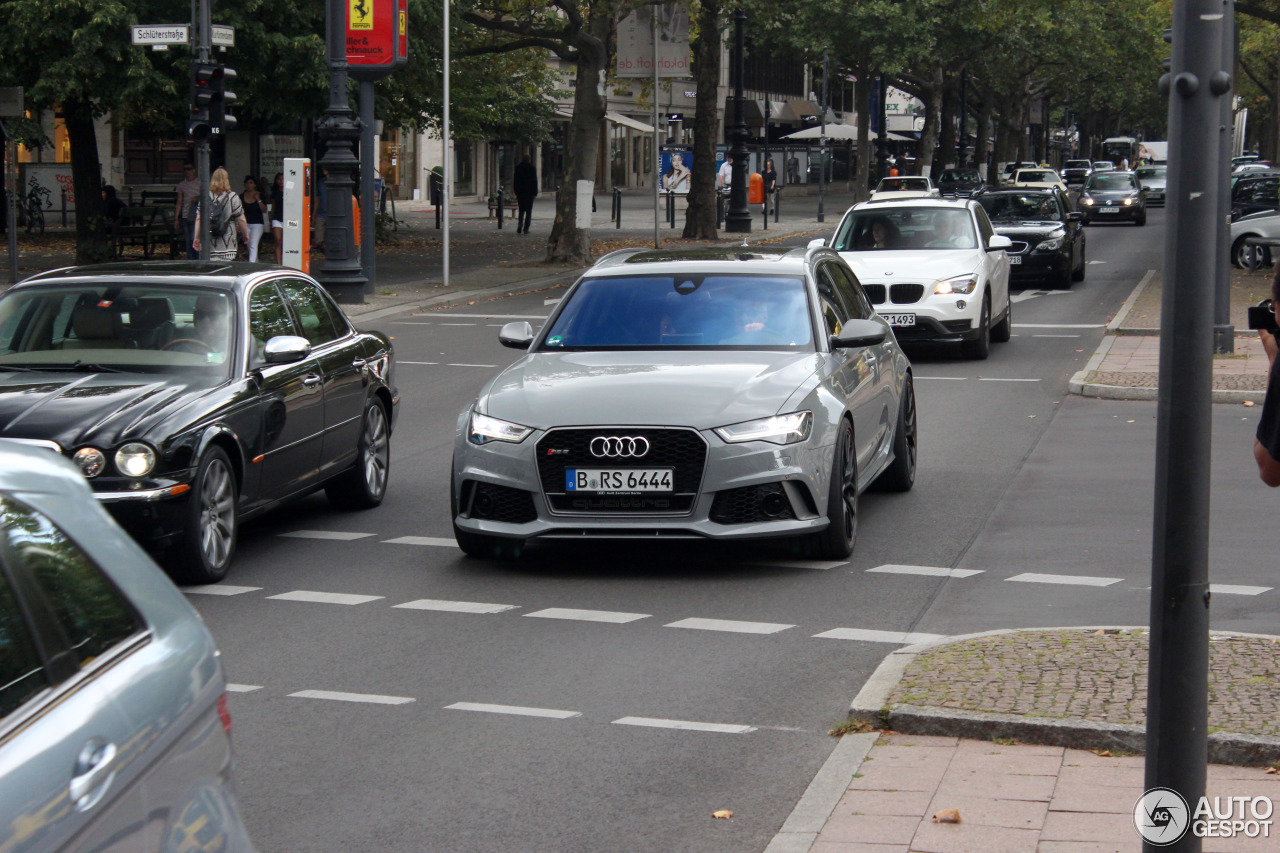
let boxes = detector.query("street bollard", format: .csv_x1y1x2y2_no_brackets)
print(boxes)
612,186,622,229
496,186,504,230
60,189,67,228
667,192,676,228
773,186,781,224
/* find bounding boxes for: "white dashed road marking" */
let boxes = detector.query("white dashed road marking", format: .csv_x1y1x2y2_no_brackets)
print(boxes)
398,361,440,365
445,702,580,719
1210,584,1273,596
280,530,375,541
915,376,967,380
1014,323,1106,328
383,536,459,547
1032,334,1081,338
446,363,498,368
290,690,415,705
978,377,1041,382
183,584,262,596
812,628,946,645
612,717,756,734
665,617,793,635
1006,573,1122,587
867,564,984,578
267,590,385,605
394,599,518,614
225,684,263,693
526,608,650,624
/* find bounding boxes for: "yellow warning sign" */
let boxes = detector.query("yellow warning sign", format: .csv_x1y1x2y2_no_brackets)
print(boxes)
399,9,406,36
350,0,373,30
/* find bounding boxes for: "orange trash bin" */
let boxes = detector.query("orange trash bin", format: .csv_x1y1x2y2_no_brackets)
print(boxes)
749,172,764,204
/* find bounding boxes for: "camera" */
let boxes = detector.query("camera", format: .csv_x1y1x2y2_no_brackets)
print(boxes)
1248,299,1280,333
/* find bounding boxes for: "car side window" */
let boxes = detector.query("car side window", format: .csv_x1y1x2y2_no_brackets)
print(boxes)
828,264,874,321
0,569,47,718
974,206,996,245
278,279,342,346
248,283,298,368
816,265,853,322
0,496,140,669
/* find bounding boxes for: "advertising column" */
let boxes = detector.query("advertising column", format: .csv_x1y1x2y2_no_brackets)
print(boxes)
282,157,311,273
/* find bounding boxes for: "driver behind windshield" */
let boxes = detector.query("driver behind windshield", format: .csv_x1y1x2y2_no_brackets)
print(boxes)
168,294,232,360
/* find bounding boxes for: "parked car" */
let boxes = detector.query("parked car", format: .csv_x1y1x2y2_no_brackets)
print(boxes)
1134,165,1167,207
1233,154,1264,169
1230,208,1280,268
451,246,916,560
1230,172,1280,222
1233,162,1273,175
0,440,256,852
1061,159,1094,186
828,197,1013,359
1079,171,1146,225
869,176,940,200
1000,161,1038,182
973,188,1086,288
0,261,398,583
1011,168,1068,193
936,168,985,197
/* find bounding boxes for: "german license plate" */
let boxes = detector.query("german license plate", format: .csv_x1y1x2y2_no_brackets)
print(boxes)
1009,255,1022,264
1100,206,1119,214
566,469,673,492
881,313,915,327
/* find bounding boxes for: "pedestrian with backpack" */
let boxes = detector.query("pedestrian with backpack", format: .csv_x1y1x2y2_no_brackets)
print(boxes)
194,167,248,261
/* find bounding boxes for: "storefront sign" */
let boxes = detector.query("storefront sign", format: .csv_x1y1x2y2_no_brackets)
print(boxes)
616,6,690,78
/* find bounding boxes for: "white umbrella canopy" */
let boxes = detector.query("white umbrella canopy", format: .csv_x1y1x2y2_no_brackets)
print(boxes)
781,124,863,141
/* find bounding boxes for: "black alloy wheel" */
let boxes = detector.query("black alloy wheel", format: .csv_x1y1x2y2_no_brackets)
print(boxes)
171,446,237,584
327,399,391,509
800,420,857,559
875,375,917,492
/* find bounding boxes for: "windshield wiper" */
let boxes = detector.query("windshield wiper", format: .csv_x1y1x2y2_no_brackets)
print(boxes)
70,361,126,374
0,365,42,372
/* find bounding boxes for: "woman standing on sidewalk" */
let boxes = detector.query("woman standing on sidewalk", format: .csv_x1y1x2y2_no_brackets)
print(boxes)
241,176,267,262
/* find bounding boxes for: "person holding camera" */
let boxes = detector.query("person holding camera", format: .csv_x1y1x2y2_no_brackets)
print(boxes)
1253,269,1280,485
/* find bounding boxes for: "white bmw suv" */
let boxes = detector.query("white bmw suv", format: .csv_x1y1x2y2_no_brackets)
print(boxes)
826,198,1013,359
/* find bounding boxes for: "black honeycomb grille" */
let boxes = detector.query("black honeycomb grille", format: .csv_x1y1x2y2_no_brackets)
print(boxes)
709,483,796,525
536,427,707,514
465,481,538,524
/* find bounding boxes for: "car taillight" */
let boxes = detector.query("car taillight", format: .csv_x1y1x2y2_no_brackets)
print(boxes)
217,692,232,733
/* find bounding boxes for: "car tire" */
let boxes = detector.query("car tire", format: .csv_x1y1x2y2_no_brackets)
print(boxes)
326,399,390,510
450,465,525,559
799,419,857,559
170,446,237,585
961,293,991,360
991,293,1012,343
1081,216,1091,226
873,375,916,493
1072,243,1087,281
1055,261,1073,289
1233,236,1268,271
1135,211,1146,226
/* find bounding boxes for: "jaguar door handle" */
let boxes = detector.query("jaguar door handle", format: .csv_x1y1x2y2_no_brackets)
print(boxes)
303,375,322,388
352,358,367,369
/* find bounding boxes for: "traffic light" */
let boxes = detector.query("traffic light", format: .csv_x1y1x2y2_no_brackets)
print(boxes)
211,66,237,135
188,61,218,140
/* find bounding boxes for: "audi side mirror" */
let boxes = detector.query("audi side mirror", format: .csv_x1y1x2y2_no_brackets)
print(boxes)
830,319,887,349
499,321,535,350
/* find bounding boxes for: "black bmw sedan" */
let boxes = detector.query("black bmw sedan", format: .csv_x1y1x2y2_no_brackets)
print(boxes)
0,262,398,583
973,188,1086,288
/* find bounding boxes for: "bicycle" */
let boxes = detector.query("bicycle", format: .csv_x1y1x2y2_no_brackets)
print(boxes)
23,179,51,235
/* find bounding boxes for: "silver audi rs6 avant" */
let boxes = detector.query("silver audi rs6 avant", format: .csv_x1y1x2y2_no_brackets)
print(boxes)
451,246,916,559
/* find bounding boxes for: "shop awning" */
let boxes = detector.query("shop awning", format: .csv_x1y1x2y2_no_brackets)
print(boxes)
553,108,656,134
780,100,822,123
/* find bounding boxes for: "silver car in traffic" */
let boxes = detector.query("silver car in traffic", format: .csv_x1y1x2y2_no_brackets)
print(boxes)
0,440,254,852
451,246,916,559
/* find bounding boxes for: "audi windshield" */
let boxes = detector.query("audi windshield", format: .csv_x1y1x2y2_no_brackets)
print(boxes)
538,275,815,351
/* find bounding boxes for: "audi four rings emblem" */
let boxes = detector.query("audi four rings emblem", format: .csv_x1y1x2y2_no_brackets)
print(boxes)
590,436,651,458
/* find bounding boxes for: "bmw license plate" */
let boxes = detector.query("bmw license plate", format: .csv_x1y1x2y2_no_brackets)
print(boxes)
1009,256,1022,264
1100,206,1119,214
881,313,915,327
566,469,673,492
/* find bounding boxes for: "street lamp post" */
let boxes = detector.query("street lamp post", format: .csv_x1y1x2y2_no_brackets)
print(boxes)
315,0,368,303
724,7,751,233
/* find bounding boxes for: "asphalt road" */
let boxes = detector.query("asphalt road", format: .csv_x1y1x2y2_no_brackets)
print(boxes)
187,205,1276,852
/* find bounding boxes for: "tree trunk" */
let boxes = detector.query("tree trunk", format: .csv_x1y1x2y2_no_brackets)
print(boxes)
916,65,944,176
854,75,871,203
64,99,108,264
937,78,956,173
545,6,616,265
973,98,993,180
682,0,720,239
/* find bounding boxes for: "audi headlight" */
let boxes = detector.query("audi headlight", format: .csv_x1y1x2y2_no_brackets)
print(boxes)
468,411,533,445
1035,233,1065,252
934,275,978,295
115,443,156,477
714,411,812,445
74,447,106,478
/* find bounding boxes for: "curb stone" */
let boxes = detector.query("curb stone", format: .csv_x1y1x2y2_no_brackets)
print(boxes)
845,626,1280,767
346,269,583,322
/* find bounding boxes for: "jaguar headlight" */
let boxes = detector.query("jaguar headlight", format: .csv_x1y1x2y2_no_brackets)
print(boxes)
714,411,812,445
115,443,157,477
469,411,533,445
934,275,978,295
74,447,106,478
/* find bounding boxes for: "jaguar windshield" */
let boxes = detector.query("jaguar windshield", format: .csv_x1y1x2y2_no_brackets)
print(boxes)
0,285,237,377
539,275,815,351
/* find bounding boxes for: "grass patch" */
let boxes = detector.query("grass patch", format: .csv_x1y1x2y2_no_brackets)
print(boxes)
829,719,877,737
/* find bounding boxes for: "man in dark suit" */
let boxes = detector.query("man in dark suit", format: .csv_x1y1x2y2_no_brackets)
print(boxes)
513,155,538,234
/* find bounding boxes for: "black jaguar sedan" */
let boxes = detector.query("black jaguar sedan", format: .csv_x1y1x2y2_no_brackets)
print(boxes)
974,188,1086,288
0,262,398,583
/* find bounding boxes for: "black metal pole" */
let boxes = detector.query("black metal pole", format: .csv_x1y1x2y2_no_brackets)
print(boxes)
724,8,751,232
762,98,769,231
196,0,211,261
315,0,368,302
958,70,968,168
1213,6,1236,354
818,49,828,223
1145,1,1228,848
359,81,376,289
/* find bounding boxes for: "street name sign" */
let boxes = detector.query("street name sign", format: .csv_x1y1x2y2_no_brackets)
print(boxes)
131,25,189,45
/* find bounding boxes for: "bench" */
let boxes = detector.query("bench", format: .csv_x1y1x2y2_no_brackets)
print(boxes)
487,197,519,218
110,206,179,260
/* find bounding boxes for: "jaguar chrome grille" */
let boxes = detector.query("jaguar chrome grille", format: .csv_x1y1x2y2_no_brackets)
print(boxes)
536,427,707,514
